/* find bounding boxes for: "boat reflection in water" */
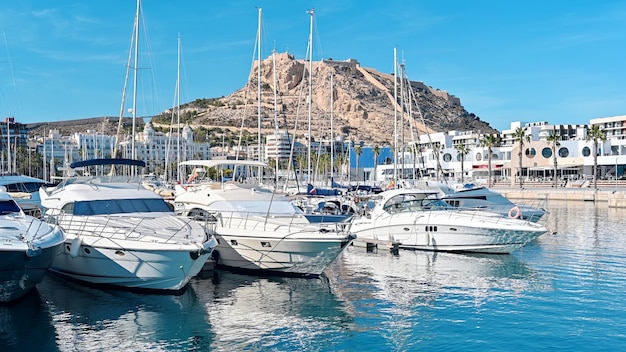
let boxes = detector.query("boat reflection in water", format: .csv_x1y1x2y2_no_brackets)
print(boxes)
327,245,541,315
190,270,354,350
34,274,211,351
0,290,57,352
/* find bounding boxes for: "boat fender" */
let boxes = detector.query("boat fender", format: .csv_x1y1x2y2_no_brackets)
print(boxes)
508,206,522,219
69,237,82,258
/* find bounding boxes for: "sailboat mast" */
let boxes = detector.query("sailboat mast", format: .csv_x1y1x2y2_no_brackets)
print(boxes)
393,48,398,185
131,0,140,164
272,50,280,183
306,8,314,184
6,119,10,174
176,34,181,183
330,73,334,183
257,7,263,182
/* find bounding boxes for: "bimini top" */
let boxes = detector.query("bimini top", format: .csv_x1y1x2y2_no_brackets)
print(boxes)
70,158,146,169
179,159,267,168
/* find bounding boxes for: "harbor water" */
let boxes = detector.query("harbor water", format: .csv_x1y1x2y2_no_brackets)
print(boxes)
2,200,626,351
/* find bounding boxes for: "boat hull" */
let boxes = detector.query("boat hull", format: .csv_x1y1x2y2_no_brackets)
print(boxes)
50,240,213,292
0,244,63,303
207,218,354,277
351,210,547,254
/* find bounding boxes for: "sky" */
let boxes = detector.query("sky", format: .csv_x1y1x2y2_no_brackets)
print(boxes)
1,0,626,132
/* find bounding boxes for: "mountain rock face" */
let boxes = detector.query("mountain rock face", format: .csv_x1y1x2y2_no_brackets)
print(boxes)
167,52,497,145
27,52,497,145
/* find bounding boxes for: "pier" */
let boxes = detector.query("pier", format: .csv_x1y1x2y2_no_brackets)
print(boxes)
491,180,626,208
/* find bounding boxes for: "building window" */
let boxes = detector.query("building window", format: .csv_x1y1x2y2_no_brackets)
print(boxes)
582,146,591,157
525,147,536,158
558,147,569,158
443,153,452,162
542,147,552,158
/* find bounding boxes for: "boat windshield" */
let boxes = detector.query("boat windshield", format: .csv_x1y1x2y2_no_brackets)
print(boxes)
0,200,22,215
69,198,173,216
383,194,452,213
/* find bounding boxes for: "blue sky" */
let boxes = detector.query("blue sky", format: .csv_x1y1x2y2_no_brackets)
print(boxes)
1,1,625,132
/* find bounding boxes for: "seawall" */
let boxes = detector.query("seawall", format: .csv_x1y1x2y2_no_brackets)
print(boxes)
492,187,626,208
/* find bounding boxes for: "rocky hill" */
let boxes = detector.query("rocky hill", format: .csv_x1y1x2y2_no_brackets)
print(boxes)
28,52,497,145
154,52,497,145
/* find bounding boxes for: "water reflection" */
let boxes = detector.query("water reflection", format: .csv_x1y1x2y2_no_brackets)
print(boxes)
0,290,58,352
36,275,211,351
191,270,353,350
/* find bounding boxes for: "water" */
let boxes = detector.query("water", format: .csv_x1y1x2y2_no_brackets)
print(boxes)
3,200,626,351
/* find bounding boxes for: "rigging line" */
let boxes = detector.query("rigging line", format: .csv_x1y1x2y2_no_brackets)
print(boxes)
0,12,19,117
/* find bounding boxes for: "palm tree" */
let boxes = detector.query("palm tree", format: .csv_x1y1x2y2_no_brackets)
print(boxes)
373,145,381,183
296,154,306,182
546,128,561,188
354,145,363,186
454,142,470,183
479,134,498,187
512,127,530,188
586,125,607,189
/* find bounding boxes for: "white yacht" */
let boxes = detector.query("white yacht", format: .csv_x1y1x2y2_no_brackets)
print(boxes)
415,181,546,222
0,190,65,303
174,159,355,277
0,173,49,217
350,188,548,254
38,158,217,292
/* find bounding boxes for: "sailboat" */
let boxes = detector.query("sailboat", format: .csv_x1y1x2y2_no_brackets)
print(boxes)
37,1,217,293
174,9,355,277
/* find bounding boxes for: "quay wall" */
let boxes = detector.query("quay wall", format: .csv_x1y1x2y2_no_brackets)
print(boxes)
491,186,626,208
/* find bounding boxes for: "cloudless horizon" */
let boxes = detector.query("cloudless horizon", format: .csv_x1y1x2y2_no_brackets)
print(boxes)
1,1,625,133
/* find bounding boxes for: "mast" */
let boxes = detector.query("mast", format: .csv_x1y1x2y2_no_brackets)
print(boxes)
176,34,181,183
393,48,398,185
6,119,10,174
272,50,280,184
330,73,334,184
131,0,140,166
257,7,263,182
306,8,314,184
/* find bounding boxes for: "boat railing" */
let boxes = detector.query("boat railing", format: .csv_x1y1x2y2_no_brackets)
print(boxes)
44,209,203,244
185,209,351,235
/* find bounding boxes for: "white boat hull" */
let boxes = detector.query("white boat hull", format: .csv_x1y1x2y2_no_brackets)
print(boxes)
0,243,63,302
0,215,65,303
213,228,353,276
351,210,547,254
50,239,213,291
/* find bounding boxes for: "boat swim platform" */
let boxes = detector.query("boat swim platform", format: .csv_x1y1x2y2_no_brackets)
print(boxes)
351,238,400,254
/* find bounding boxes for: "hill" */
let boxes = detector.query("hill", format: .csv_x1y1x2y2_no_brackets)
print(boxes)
153,52,497,145
28,52,497,146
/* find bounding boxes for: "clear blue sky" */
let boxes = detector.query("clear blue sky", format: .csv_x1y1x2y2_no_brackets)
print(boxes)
1,0,625,132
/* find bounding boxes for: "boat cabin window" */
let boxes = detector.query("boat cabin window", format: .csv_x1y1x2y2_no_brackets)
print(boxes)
69,198,173,216
383,194,451,213
0,200,21,215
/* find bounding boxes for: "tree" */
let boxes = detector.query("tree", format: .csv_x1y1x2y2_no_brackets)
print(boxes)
373,145,381,183
454,142,470,183
512,127,530,188
546,128,561,188
479,134,498,187
586,125,607,189
354,145,362,187
296,154,306,182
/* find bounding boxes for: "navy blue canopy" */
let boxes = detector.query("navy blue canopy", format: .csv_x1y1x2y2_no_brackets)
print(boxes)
70,158,146,169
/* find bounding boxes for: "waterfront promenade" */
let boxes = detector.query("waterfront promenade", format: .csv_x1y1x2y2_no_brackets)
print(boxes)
491,180,626,208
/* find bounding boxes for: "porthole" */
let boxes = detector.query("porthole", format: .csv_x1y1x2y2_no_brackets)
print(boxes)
525,148,536,158
475,153,482,161
582,146,590,157
558,147,569,158
443,153,452,162
542,147,552,158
